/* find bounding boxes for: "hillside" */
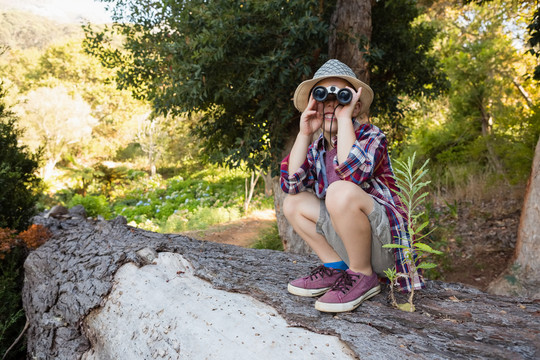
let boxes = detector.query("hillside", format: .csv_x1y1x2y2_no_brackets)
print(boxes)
0,10,84,50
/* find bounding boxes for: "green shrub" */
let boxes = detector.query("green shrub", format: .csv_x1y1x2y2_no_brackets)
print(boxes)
0,96,42,231
0,248,26,359
251,224,283,251
0,83,42,359
115,142,144,161
184,206,241,231
68,194,112,219
163,212,188,232
112,171,247,228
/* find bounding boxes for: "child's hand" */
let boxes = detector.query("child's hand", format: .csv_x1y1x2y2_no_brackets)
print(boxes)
299,96,323,136
335,87,363,121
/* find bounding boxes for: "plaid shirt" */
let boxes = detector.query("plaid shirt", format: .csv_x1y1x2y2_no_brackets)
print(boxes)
280,120,424,292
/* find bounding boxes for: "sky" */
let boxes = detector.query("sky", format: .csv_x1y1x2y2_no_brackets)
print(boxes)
0,0,113,24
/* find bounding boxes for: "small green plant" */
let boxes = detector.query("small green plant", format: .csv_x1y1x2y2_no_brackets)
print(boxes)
444,199,459,219
251,224,283,251
383,153,442,312
68,194,112,219
382,267,399,309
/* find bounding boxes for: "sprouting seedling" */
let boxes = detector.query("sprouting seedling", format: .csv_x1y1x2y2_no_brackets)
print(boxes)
383,267,399,309
383,153,443,312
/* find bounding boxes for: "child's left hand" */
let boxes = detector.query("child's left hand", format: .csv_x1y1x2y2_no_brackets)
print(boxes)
334,87,363,121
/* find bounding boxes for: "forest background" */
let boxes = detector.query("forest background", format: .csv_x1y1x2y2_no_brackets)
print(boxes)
0,0,539,358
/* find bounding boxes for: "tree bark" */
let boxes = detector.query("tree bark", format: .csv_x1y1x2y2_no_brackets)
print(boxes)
22,212,540,359
328,0,372,84
488,136,540,298
273,177,313,254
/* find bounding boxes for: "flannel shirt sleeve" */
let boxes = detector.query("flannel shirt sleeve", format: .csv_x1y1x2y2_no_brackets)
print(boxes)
333,130,385,184
280,151,316,194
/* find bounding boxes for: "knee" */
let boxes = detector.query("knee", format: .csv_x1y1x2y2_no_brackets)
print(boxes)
283,194,299,222
326,181,372,216
325,181,351,215
283,192,320,224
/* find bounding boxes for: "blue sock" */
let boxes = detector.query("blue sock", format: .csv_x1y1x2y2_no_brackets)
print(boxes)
324,261,349,271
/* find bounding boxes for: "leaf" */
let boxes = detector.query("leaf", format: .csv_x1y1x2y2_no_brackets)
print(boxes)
414,242,443,255
397,303,415,312
382,244,409,249
383,267,397,280
415,220,430,233
416,262,437,269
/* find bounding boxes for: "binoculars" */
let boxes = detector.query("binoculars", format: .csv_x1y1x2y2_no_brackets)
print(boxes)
312,85,352,105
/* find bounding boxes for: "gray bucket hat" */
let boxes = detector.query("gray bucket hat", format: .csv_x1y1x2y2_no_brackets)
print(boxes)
293,59,374,115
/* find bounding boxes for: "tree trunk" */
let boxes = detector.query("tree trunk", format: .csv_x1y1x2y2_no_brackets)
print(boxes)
328,0,372,84
273,177,313,254
488,136,540,298
22,212,540,359
262,170,273,197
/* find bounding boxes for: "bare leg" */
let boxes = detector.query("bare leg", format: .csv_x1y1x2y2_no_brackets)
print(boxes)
325,181,374,275
283,192,342,263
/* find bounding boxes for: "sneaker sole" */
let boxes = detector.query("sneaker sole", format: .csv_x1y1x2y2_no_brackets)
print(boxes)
287,283,331,297
314,285,381,312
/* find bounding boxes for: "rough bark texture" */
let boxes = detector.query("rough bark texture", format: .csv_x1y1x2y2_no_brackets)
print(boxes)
488,136,540,298
23,212,540,359
329,0,372,83
273,178,313,254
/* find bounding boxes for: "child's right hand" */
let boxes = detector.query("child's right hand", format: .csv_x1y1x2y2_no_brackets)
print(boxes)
299,96,323,136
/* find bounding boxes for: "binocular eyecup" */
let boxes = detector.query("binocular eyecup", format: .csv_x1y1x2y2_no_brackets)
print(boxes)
312,85,352,105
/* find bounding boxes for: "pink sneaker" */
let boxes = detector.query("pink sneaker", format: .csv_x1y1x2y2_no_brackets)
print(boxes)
288,265,345,297
315,269,381,312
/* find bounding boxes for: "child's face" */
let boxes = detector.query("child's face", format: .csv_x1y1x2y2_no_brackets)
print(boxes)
314,77,361,137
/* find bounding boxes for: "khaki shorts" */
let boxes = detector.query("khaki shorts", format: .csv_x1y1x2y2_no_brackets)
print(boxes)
315,199,394,276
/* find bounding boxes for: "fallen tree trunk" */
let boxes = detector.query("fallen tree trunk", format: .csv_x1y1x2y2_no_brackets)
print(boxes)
23,212,540,359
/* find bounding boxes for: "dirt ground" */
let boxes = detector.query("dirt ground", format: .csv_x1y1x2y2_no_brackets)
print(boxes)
181,209,277,248
431,198,522,291
183,199,522,292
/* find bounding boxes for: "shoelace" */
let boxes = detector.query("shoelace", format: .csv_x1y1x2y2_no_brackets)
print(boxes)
308,265,343,280
330,271,361,294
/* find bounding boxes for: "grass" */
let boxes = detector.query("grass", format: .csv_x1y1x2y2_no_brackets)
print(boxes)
251,224,283,251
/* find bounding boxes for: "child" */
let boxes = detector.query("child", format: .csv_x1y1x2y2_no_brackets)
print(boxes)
280,59,423,313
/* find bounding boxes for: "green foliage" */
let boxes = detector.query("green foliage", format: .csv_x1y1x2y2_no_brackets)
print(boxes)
179,207,241,232
69,194,112,219
42,166,272,233
14,85,98,180
0,247,27,359
383,153,442,311
1,225,50,360
369,0,447,142
394,154,431,229
85,0,336,170
0,83,42,231
527,7,540,80
92,163,129,196
0,10,83,50
115,142,144,161
0,37,152,176
392,0,538,198
251,224,283,251
424,1,537,180
114,171,248,230
86,0,443,171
